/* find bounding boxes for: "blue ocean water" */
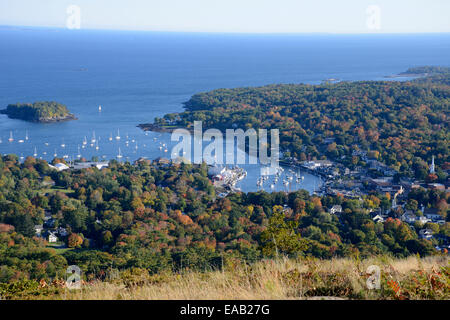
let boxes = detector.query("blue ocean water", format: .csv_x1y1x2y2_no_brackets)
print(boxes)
1,27,449,192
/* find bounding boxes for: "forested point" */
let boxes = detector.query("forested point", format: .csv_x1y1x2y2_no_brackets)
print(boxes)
153,67,450,180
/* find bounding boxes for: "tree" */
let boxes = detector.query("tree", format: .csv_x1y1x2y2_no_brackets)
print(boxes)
260,206,308,257
67,233,83,248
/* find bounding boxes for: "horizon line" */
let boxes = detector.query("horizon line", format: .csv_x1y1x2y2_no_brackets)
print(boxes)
1,24,450,36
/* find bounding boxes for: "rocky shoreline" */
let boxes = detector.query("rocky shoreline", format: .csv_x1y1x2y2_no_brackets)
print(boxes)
36,114,78,123
137,123,193,133
0,110,78,123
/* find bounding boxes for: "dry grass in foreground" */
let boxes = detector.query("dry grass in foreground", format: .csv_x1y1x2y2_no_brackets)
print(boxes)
51,255,449,300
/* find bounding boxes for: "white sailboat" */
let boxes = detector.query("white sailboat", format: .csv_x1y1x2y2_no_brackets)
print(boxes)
54,149,57,157
98,105,102,112
91,131,96,143
82,136,87,146
95,140,99,151
61,139,66,148
117,147,123,159
77,145,81,158
8,131,13,142
109,133,113,141
25,130,29,140
33,147,37,157
115,129,121,140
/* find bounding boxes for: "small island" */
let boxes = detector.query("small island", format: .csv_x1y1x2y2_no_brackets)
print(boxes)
0,101,77,123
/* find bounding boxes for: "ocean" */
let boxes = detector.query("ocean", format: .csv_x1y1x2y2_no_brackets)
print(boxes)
1,27,449,193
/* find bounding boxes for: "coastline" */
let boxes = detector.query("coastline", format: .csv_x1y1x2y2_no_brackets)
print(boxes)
137,123,185,133
0,110,78,123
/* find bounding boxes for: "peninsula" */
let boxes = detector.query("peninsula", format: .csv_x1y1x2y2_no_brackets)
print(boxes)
0,101,77,123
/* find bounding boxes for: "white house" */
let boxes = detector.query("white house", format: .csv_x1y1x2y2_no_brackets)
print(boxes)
48,232,58,243
329,205,342,215
419,229,434,240
34,224,43,236
416,216,430,225
72,161,109,170
48,163,70,171
372,215,385,223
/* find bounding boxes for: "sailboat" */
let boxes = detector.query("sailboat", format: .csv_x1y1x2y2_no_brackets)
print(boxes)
115,129,121,140
95,140,99,151
98,105,102,112
33,147,37,157
91,131,96,143
61,139,66,148
77,145,81,158
54,149,57,157
8,131,13,142
82,136,87,146
109,133,113,141
117,147,123,159
25,130,29,140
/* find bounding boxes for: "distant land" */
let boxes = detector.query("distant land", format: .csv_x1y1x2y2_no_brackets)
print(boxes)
385,66,450,78
139,66,450,181
0,101,77,123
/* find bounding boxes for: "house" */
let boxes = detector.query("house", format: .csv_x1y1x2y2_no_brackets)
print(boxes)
329,205,342,215
208,165,227,177
217,192,229,198
72,161,109,170
372,214,385,223
423,208,442,221
416,216,430,225
34,224,44,236
428,183,445,191
154,157,171,167
48,232,58,243
419,229,434,240
57,227,69,237
48,163,70,171
401,213,417,224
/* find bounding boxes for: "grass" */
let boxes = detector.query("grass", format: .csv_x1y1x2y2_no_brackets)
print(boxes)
46,242,73,254
27,255,447,300
40,186,73,195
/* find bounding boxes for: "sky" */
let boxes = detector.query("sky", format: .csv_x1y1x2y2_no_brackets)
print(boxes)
0,0,449,33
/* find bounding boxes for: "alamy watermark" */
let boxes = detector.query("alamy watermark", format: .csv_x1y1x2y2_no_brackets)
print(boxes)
66,265,82,290
171,121,280,175
66,5,81,30
366,265,381,290
366,5,381,31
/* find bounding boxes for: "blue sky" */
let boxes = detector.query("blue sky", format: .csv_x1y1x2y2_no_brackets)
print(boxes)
0,0,449,33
